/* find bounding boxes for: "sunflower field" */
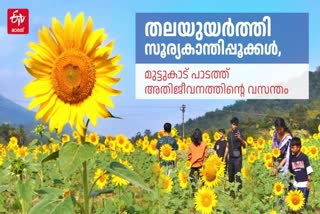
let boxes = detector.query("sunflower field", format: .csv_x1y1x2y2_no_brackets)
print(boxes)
1,12,319,214
0,125,319,214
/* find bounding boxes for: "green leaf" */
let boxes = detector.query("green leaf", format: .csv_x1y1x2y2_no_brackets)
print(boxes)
90,188,113,197
59,142,96,178
29,195,73,214
17,180,34,212
106,161,153,192
0,185,9,193
34,187,63,196
42,151,59,164
28,139,39,148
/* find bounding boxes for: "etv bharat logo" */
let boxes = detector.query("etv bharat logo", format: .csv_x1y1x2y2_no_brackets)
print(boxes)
7,9,29,34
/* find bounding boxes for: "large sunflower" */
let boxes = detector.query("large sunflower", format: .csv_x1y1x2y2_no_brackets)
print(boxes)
285,189,305,211
194,187,217,214
24,13,122,135
200,165,221,188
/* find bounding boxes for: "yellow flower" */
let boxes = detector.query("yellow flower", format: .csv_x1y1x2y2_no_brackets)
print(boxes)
213,132,220,141
96,143,106,153
285,189,305,211
159,175,173,193
61,134,70,144
63,189,71,198
111,151,117,160
23,12,122,135
308,145,318,159
204,155,225,175
50,142,60,152
152,162,163,177
247,153,256,164
111,159,133,186
269,209,277,214
273,181,285,196
148,139,157,155
157,130,165,139
94,168,108,189
122,141,133,154
264,159,273,170
272,148,281,158
200,165,221,188
72,131,80,139
88,132,100,145
194,187,217,214
108,140,116,151
202,132,210,143
246,136,254,145
170,128,177,138
169,150,177,160
241,166,251,179
263,152,273,162
185,160,192,169
269,129,274,136
15,146,29,158
178,171,188,189
255,137,265,150
160,144,173,161
115,134,127,149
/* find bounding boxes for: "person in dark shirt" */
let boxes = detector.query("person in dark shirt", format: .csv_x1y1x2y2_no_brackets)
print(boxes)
289,137,313,209
156,122,178,174
225,117,246,197
214,129,227,159
214,129,228,176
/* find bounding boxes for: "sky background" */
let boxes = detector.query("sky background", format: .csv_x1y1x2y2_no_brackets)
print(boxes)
0,0,319,137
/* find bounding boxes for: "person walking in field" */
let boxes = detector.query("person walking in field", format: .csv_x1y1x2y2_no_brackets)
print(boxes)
224,117,246,197
271,117,292,176
156,122,178,175
188,128,209,195
288,137,313,210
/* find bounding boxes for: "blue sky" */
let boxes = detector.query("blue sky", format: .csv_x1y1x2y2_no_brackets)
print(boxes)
0,0,319,137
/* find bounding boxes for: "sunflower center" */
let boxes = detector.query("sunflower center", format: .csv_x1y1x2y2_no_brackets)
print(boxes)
276,185,282,192
52,49,95,104
201,194,212,207
205,167,217,181
163,147,171,157
292,195,301,205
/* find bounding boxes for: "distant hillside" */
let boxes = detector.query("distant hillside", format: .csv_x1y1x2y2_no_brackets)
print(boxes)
0,94,35,125
0,95,71,136
174,69,320,138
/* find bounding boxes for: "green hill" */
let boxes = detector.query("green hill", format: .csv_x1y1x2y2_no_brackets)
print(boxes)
174,69,320,138
0,94,35,125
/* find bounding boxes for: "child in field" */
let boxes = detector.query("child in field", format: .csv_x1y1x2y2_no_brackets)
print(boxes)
214,129,228,175
288,137,313,209
188,128,209,194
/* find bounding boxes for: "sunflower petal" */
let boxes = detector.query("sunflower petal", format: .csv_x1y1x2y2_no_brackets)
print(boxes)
73,13,85,49
96,64,123,76
50,17,66,51
63,13,74,48
80,16,93,50
38,26,59,56
35,95,58,120
24,79,52,98
28,89,54,109
29,42,56,62
84,29,106,55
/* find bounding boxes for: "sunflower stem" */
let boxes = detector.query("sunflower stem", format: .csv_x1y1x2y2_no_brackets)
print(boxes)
82,161,90,214
82,119,90,214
